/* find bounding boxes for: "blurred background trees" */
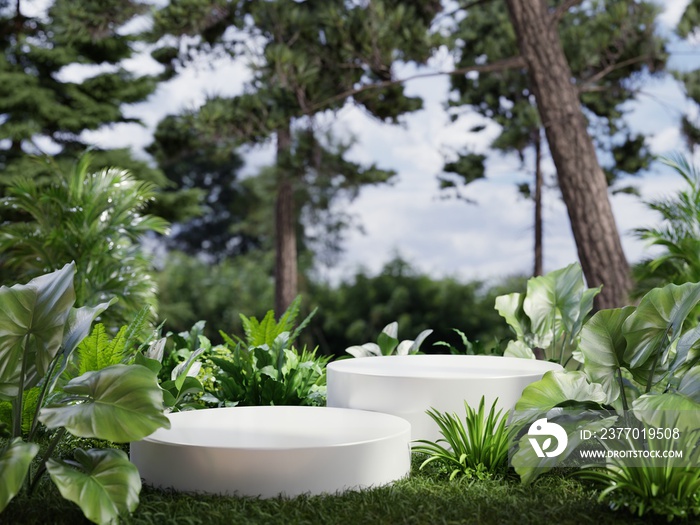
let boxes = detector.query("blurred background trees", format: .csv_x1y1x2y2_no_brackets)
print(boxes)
1,0,699,354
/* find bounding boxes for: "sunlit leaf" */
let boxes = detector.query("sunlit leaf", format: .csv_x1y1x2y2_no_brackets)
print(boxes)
515,370,607,415
39,364,170,442
0,263,76,398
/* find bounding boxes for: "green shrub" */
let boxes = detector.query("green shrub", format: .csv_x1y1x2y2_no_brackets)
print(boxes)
508,272,700,519
0,154,168,330
633,154,700,296
496,263,600,368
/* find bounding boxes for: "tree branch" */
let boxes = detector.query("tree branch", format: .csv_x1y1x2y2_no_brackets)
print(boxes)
550,0,583,26
431,0,496,27
577,55,655,93
309,55,526,114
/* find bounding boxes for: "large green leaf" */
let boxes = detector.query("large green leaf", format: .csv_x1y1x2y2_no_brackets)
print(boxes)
47,448,141,525
623,282,700,369
632,391,700,432
0,285,36,400
523,263,584,338
579,306,635,404
0,263,76,398
62,300,115,359
514,370,607,415
495,292,528,341
678,366,700,401
503,340,536,359
672,325,700,377
569,286,601,344
39,364,170,442
0,438,39,512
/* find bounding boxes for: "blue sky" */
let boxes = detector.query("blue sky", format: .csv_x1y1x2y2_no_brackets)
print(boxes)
80,0,699,286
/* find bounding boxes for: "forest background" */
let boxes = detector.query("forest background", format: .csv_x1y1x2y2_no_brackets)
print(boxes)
2,0,700,355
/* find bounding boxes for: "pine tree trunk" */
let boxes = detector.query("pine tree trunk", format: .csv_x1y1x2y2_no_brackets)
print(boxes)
505,0,632,308
274,123,298,316
533,128,543,277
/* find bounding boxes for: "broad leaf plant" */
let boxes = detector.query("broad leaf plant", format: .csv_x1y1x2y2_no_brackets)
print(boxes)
0,263,169,524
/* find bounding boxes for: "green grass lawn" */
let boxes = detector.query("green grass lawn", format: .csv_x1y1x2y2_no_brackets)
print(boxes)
4,456,677,525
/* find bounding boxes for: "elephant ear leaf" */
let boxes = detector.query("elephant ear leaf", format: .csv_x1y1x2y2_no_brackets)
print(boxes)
0,438,39,512
623,282,700,368
39,364,170,442
46,448,141,525
0,263,76,398
62,300,115,360
495,292,528,341
579,306,635,404
523,263,585,336
514,370,607,417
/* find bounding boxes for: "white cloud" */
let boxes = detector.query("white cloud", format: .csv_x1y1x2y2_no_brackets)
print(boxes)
658,0,690,29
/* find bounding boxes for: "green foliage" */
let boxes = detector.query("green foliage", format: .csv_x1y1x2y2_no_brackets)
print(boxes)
47,448,141,525
209,333,329,407
154,323,207,412
238,296,313,348
510,276,700,503
433,328,503,356
156,251,274,342
676,2,700,149
0,0,162,187
345,321,433,357
39,365,170,443
0,438,39,513
497,263,600,368
0,154,169,331
412,397,516,480
308,256,516,357
0,264,169,524
575,429,700,521
443,0,664,197
146,114,258,261
206,301,328,407
633,154,700,296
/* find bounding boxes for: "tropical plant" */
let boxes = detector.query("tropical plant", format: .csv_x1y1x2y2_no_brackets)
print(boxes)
412,397,516,480
345,321,433,358
148,321,207,412
633,154,700,296
575,427,700,520
0,263,169,525
496,263,600,368
0,154,169,331
203,297,329,407
510,277,700,513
